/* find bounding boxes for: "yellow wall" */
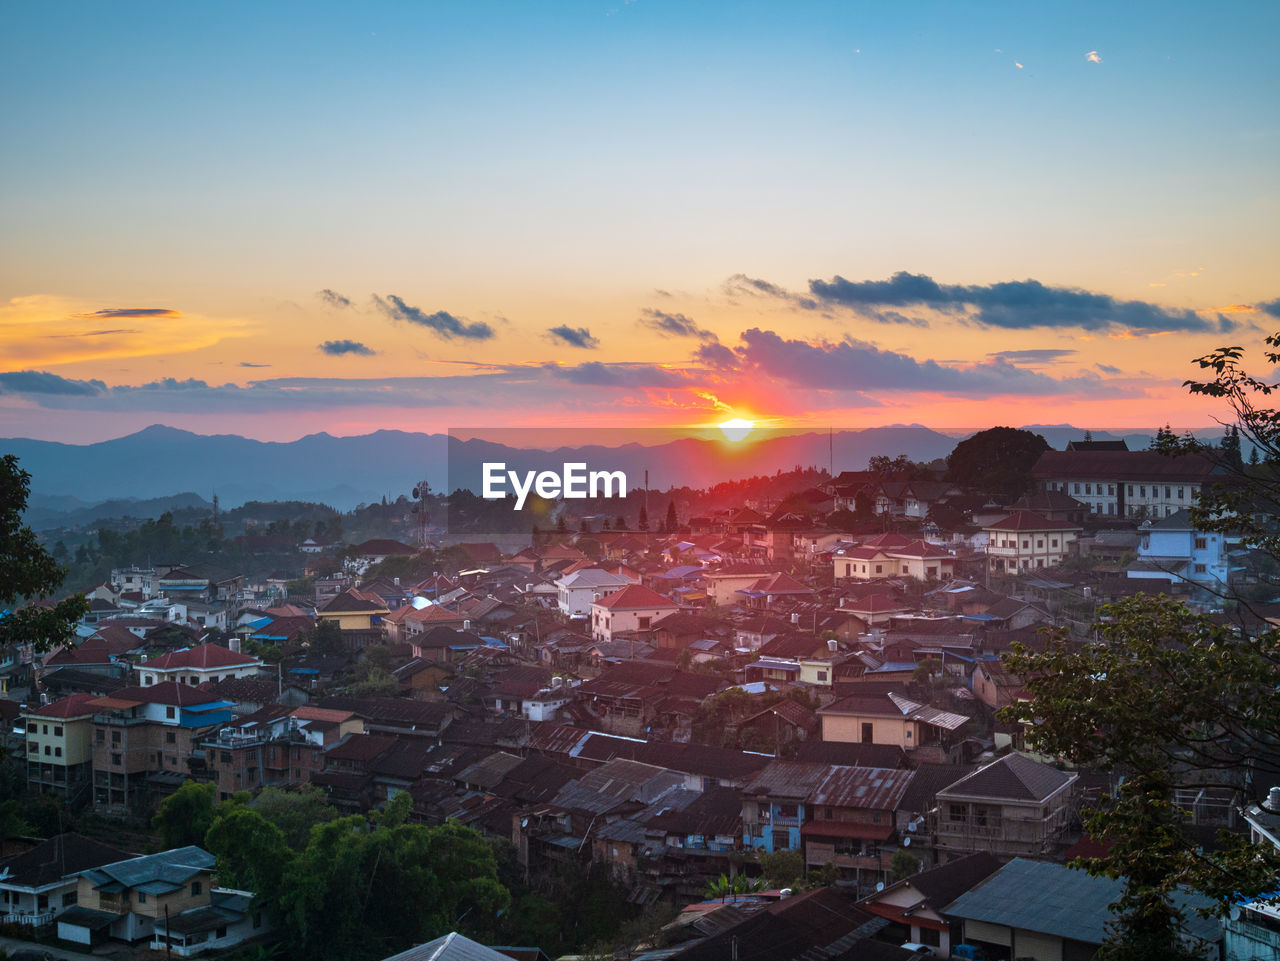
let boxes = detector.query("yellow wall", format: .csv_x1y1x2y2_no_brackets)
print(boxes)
24,713,94,767
821,713,916,749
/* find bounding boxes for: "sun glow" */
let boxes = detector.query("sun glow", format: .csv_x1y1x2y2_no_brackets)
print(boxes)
718,417,756,442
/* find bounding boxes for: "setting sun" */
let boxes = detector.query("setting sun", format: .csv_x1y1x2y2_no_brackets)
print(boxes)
718,418,756,442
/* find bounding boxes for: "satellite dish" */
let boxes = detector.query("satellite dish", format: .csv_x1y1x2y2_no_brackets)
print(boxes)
907,821,917,832
875,881,885,892
902,836,911,847
1229,905,1242,921
411,596,431,610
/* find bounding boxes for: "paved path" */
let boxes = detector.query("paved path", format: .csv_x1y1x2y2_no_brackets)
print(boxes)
0,934,134,961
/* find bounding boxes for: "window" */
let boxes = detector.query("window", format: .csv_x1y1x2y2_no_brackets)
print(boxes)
1195,537,1207,549
1022,539,1029,548
1165,486,1171,498
1194,564,1207,574
62,892,77,907
53,726,62,736
861,723,873,744
54,747,61,757
111,753,122,766
41,724,48,735
1051,538,1058,548
1127,484,1134,496
166,706,176,719
919,928,941,947
1140,486,1147,497
1085,483,1092,495
44,745,50,755
637,616,651,629
111,730,121,744
874,564,883,574
25,723,36,733
1177,487,1184,500
1073,483,1080,494
1108,484,1115,495
816,671,827,682
948,804,965,822
1036,540,1044,549
137,891,146,904
901,565,909,574
96,729,105,743
166,731,176,744
191,881,202,896
216,926,227,938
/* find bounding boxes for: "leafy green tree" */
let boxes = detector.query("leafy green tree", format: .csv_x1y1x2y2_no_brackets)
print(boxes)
152,780,220,850
0,455,90,650
310,619,345,655
889,848,920,881
944,426,1051,502
756,849,804,889
665,499,678,532
250,784,338,850
206,806,293,898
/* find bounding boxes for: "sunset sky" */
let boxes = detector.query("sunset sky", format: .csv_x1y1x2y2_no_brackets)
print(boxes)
2,1,1277,444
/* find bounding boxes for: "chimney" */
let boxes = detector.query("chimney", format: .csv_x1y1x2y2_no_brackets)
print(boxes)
828,638,838,653
790,613,800,625
229,637,241,653
463,620,471,631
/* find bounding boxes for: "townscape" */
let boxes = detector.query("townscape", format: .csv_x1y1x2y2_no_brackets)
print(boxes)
3,417,1279,961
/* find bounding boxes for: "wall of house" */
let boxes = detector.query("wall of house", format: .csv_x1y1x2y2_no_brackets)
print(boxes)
704,574,764,606
821,714,913,749
24,713,93,767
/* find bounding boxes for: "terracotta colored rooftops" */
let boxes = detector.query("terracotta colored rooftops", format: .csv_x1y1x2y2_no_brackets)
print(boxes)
592,583,676,611
144,642,260,670
28,692,100,718
983,510,1082,533
93,681,223,708
320,588,390,613
1031,448,1222,482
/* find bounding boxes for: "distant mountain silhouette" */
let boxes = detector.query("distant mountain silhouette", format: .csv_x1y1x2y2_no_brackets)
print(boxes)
4,422,1210,524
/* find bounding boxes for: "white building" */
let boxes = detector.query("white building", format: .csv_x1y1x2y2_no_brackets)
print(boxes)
1127,509,1229,593
555,569,634,618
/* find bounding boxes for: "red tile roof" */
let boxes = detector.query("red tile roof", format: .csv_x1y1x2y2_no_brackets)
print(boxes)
29,692,99,718
592,583,677,611
93,681,224,708
144,643,260,670
983,510,1082,532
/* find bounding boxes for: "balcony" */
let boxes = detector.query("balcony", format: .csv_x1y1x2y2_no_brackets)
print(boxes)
3,912,54,927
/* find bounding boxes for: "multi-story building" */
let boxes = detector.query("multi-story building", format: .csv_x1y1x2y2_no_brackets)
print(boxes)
983,510,1081,574
137,642,262,688
23,693,97,799
1128,508,1230,594
589,584,678,642
1031,449,1224,519
932,753,1077,861
88,683,233,815
742,760,829,853
833,533,957,582
0,833,133,930
200,706,325,801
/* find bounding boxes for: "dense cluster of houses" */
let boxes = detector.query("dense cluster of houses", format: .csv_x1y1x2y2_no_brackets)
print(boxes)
9,440,1279,959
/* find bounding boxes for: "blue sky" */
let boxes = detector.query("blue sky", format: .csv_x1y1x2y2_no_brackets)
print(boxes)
1,1,1276,441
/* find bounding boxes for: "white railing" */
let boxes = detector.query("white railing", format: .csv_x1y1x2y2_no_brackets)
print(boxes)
3,911,54,926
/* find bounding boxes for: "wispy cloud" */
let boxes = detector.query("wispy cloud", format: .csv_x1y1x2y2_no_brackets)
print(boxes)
545,325,600,349
987,348,1078,363
704,328,1132,398
1257,298,1280,320
1086,50,1103,64
372,295,494,341
320,339,376,356
807,270,1238,333
318,289,353,309
239,362,271,368
84,307,180,319
639,308,716,340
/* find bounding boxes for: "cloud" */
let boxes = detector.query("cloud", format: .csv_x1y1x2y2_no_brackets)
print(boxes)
85,308,180,319
372,295,494,341
807,270,1237,333
239,362,271,368
710,328,1130,397
545,325,600,350
318,289,353,309
1097,363,1121,374
692,341,738,369
724,274,819,311
1086,50,1103,63
320,339,376,356
987,348,1078,363
46,328,140,338
542,362,692,388
1257,298,1280,320
0,370,105,396
639,309,715,340
1015,61,1024,69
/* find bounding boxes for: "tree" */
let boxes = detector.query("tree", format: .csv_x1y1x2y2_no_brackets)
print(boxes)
0,455,89,650
756,849,804,889
310,619,345,656
250,784,339,850
665,500,678,533
999,330,1280,956
152,780,220,850
889,848,920,881
638,505,649,531
944,426,1050,502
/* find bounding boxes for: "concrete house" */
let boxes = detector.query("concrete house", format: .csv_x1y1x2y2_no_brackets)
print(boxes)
983,511,1081,575
933,753,1077,861
0,833,132,930
555,568,633,618
589,584,678,642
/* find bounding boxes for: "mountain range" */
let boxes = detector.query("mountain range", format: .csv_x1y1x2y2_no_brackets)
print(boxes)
5,423,1209,528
